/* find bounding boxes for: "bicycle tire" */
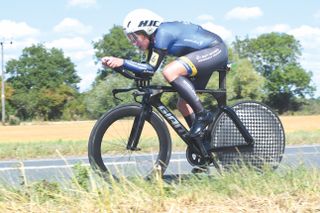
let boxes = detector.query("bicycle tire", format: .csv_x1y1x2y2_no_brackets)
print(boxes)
210,101,285,171
88,104,172,179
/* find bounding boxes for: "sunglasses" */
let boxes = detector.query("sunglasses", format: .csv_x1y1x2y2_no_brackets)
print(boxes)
126,33,139,45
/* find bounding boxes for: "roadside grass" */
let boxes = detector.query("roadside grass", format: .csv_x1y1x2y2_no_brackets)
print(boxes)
0,130,319,160
0,164,319,212
286,130,320,145
0,140,87,160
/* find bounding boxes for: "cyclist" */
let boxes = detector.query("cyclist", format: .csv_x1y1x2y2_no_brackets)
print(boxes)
102,9,228,138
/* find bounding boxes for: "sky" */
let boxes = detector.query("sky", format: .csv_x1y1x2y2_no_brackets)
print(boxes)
0,0,320,97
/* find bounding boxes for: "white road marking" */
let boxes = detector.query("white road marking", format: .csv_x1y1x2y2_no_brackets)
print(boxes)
0,158,187,172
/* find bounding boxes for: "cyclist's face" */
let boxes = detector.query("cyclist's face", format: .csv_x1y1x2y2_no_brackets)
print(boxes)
127,33,150,51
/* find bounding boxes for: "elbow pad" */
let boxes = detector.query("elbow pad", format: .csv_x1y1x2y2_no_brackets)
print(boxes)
123,60,155,74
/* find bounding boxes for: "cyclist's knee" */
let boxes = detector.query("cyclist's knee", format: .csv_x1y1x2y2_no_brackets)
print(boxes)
162,61,188,82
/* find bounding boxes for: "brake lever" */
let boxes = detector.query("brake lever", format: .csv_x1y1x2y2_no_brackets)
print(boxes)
132,91,145,103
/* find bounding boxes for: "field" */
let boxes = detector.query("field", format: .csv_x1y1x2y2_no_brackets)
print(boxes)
0,115,319,160
0,115,319,143
280,115,320,132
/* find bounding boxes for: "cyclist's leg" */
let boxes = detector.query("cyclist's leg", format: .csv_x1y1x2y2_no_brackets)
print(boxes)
180,44,228,137
190,44,229,90
177,98,195,128
163,63,210,137
162,43,228,137
162,60,187,82
162,61,204,115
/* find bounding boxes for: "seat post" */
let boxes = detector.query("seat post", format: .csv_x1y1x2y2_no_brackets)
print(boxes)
219,70,226,90
216,70,227,106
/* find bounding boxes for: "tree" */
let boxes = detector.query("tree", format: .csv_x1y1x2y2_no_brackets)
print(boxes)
5,44,81,120
229,57,266,101
267,63,314,113
62,93,89,120
233,33,314,112
233,33,301,76
84,74,132,118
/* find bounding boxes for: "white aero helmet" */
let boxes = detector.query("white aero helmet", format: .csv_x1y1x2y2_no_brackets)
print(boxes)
123,9,163,36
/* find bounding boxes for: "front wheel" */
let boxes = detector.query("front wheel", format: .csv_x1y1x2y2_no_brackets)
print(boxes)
210,101,285,171
88,104,172,179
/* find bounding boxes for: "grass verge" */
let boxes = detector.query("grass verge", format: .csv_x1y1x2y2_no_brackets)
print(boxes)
0,131,319,160
286,130,320,145
0,165,319,212
0,140,87,160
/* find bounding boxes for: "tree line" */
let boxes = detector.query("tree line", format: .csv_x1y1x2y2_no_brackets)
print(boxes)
0,26,317,123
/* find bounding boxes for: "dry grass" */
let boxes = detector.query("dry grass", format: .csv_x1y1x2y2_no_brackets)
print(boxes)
1,192,318,212
0,166,319,212
0,115,319,143
0,121,95,143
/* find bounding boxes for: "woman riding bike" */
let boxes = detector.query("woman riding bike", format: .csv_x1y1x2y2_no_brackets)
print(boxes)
102,8,228,138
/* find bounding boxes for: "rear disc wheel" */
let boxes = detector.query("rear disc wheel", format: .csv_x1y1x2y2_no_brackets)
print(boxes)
210,101,285,171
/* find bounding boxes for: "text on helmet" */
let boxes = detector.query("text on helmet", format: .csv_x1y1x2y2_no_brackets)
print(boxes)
138,20,161,27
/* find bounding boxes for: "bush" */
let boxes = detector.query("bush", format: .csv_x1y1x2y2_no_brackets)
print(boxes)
8,115,20,125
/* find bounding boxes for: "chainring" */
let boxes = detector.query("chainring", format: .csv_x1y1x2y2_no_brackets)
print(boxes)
186,146,207,166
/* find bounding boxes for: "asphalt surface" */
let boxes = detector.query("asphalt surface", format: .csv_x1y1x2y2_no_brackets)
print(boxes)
0,145,319,186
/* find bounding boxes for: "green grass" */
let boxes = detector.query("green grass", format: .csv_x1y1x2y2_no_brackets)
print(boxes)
286,130,320,145
0,130,319,160
0,165,319,212
0,140,87,160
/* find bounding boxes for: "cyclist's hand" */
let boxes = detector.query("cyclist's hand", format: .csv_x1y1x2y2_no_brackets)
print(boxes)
101,56,124,68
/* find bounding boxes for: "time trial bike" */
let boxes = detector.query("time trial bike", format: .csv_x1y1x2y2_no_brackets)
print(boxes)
88,65,285,179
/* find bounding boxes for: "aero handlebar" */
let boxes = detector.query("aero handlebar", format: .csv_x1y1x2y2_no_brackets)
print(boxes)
113,67,152,81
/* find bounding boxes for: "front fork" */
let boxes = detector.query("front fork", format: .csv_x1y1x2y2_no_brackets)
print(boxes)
126,93,152,151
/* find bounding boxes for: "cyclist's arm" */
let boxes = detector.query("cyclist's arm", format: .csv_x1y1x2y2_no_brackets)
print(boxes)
123,48,165,74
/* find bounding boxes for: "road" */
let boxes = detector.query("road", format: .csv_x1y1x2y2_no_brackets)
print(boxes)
0,145,319,186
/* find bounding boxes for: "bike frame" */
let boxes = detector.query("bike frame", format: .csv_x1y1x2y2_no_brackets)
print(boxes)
113,70,254,157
